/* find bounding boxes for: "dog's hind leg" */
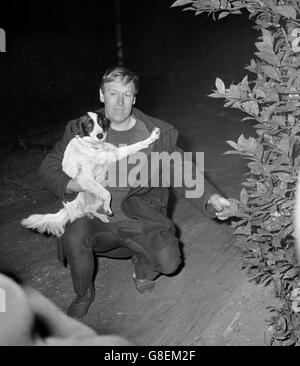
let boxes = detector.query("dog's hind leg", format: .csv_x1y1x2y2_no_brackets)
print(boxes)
92,212,110,223
76,176,113,216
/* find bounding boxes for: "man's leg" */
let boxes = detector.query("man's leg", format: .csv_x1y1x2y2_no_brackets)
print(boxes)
60,217,128,319
97,225,182,295
132,236,182,294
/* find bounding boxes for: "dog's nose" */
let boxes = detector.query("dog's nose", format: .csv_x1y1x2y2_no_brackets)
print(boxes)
97,133,104,140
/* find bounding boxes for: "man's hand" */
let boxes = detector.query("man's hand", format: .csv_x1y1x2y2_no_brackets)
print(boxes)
207,194,235,221
66,179,83,193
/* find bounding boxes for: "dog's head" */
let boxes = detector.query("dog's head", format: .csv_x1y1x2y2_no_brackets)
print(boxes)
71,112,110,143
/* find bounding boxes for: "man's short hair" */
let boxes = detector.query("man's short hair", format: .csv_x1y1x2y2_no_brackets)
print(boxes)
100,66,139,95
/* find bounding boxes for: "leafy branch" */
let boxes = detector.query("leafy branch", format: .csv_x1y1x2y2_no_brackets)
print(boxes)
172,0,300,345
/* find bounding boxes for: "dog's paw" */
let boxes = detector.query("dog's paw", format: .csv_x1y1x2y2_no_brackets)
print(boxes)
150,128,160,142
93,212,110,223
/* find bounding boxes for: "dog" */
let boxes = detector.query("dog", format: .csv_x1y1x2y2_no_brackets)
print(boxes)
21,111,160,237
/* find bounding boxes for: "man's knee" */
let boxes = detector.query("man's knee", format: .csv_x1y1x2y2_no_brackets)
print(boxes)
153,243,181,275
61,217,92,256
159,255,181,275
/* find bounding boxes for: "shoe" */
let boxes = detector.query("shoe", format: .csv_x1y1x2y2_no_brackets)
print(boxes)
67,285,95,319
131,255,156,294
133,272,155,294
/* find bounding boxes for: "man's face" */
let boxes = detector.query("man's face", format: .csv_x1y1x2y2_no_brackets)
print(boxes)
100,79,136,126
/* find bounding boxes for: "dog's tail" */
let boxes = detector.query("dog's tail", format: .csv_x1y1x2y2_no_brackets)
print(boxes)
21,209,69,237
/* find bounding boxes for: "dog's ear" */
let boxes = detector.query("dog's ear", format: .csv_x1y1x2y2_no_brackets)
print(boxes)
70,115,90,137
96,112,111,132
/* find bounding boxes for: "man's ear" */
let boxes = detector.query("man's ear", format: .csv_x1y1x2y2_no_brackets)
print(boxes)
133,96,136,105
99,89,104,103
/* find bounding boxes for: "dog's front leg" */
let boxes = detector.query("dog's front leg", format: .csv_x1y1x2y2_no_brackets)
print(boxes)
115,128,160,161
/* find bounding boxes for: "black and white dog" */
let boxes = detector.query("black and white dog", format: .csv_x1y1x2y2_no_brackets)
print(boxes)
21,111,160,237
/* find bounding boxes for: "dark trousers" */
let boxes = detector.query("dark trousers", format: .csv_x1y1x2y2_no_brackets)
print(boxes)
58,217,181,296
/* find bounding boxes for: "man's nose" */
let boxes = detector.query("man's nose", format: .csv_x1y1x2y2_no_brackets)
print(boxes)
117,95,124,106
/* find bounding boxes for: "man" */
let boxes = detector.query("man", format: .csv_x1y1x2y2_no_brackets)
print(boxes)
39,66,234,319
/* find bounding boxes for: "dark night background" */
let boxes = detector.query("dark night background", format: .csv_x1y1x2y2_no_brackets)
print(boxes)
0,0,257,146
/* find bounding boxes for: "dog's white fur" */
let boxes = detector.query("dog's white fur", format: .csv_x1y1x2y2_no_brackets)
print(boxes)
21,112,160,237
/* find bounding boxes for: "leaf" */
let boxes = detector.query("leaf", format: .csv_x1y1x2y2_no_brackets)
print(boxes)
224,101,233,107
254,144,264,160
255,51,281,66
226,140,239,151
229,84,240,98
276,173,295,183
248,161,265,175
208,91,225,99
223,150,243,155
241,101,259,116
292,301,300,313
275,6,297,19
215,77,226,94
234,226,251,235
261,29,274,49
237,134,257,154
254,87,266,99
182,7,198,11
290,288,300,301
240,187,249,206
218,11,230,19
277,135,290,155
283,267,300,279
283,223,293,237
220,0,228,8
261,65,281,81
281,338,297,346
170,0,194,7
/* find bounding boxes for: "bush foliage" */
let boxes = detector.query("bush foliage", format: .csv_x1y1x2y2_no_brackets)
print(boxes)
172,0,300,345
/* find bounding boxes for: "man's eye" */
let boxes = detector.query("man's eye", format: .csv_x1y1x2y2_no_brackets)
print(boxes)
109,92,116,96
125,93,132,98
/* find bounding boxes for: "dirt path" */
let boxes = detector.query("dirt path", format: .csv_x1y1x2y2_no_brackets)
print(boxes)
0,81,279,346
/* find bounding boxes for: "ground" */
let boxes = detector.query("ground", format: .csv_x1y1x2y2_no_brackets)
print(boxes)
0,75,281,346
